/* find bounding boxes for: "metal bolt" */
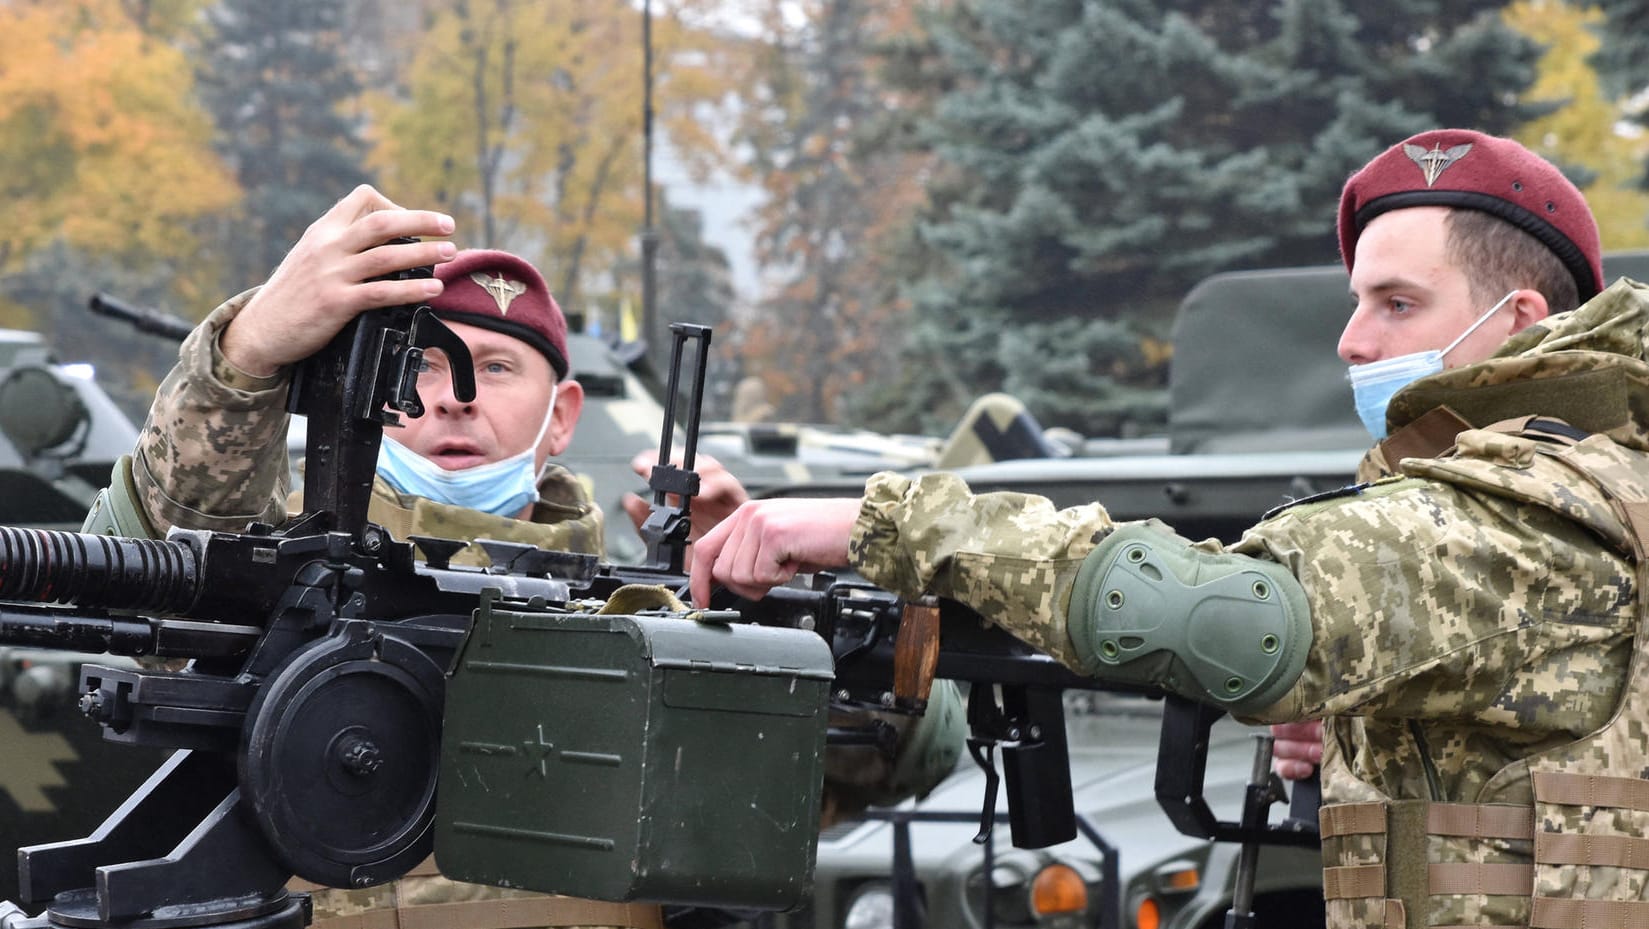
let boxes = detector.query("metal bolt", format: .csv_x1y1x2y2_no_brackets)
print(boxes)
834,689,851,703
880,692,895,708
339,736,384,776
798,613,816,632
78,690,104,719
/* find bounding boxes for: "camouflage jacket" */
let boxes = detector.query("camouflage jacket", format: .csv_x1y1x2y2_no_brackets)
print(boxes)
850,279,1649,928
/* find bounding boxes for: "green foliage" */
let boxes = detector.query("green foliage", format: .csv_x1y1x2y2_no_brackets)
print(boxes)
196,0,371,287
657,196,739,417
1590,0,1649,192
870,0,1545,437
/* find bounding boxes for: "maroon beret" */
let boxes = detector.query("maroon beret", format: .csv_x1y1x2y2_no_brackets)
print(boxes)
430,249,569,378
1338,129,1603,302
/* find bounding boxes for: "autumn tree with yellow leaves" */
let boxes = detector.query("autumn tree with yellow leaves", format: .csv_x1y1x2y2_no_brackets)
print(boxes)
0,0,237,413
1505,0,1649,250
365,0,736,319
0,0,236,304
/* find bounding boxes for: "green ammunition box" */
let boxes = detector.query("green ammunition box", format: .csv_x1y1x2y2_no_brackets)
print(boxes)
435,596,835,910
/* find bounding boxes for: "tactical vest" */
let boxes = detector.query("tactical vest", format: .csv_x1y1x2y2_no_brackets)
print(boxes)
1317,417,1649,928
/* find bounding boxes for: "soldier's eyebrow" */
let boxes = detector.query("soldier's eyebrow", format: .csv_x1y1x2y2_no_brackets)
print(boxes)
1351,275,1435,301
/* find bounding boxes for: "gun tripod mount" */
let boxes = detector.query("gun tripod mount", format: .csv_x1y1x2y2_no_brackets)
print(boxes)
0,275,483,929
0,602,452,929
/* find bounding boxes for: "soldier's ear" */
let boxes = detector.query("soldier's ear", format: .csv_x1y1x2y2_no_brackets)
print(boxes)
542,378,584,458
1509,289,1549,331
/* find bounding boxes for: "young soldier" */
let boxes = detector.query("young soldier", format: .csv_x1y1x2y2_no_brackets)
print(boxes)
693,130,1649,927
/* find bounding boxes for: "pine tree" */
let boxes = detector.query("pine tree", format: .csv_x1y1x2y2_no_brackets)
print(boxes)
196,0,370,287
875,0,1545,436
655,195,740,419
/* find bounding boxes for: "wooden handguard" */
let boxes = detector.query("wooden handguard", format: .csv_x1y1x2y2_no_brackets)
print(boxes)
893,596,941,711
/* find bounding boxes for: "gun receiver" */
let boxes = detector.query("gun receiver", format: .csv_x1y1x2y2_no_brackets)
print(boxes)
0,315,1317,929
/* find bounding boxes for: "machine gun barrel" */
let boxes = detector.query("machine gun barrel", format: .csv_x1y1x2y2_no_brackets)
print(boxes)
0,604,157,655
0,527,201,613
87,293,196,342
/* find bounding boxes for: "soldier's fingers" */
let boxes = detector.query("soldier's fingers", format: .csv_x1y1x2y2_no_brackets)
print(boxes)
622,492,652,535
338,209,455,260
1273,758,1318,781
353,237,454,281
690,512,739,606
329,184,401,219
721,505,798,597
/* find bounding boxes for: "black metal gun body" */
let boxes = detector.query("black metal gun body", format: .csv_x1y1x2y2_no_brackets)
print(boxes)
0,308,1316,929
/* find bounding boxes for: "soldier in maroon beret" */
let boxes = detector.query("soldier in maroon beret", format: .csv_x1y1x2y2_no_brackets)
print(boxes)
1334,129,1602,380
1269,130,1606,784
85,184,959,929
685,129,1649,927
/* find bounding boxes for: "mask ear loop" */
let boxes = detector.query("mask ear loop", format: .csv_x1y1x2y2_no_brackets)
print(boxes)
527,382,559,482
1440,290,1519,363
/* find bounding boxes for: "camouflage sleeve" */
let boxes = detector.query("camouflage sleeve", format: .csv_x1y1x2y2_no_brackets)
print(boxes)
133,289,294,534
849,470,1633,733
1233,476,1633,726
849,471,1119,667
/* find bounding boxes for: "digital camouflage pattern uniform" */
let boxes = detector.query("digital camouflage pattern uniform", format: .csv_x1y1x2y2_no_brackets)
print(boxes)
848,278,1649,929
91,291,962,929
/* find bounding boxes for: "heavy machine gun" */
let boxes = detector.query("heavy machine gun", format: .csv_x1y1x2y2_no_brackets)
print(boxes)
0,272,1317,929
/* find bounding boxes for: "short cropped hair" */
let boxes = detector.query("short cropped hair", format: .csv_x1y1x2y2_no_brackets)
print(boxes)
1445,209,1581,315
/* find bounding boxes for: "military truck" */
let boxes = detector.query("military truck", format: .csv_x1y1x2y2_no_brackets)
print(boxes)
0,331,169,903
782,252,1649,929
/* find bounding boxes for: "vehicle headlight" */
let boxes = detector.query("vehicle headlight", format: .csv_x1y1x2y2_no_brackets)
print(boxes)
1030,863,1089,917
843,882,895,929
967,855,1095,927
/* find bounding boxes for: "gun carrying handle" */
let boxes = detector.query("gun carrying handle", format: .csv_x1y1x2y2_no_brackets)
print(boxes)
893,597,940,711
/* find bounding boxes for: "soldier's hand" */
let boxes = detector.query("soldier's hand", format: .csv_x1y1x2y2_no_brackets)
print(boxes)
219,185,456,377
689,497,859,606
624,450,749,541
1271,720,1323,780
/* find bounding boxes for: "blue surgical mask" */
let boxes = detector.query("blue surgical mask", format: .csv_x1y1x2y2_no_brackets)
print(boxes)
375,386,557,517
1347,290,1517,440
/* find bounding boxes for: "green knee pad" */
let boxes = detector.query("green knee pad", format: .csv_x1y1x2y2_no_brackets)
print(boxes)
1067,524,1309,715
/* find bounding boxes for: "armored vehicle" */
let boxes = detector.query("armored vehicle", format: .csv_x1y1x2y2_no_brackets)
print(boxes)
0,332,168,903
